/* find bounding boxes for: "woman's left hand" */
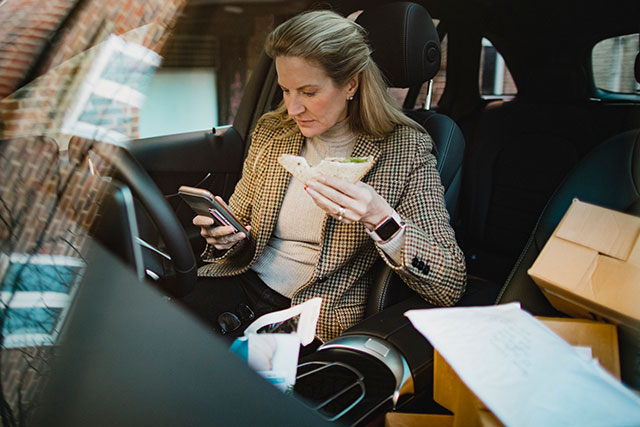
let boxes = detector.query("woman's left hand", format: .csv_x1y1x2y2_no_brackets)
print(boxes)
305,175,393,231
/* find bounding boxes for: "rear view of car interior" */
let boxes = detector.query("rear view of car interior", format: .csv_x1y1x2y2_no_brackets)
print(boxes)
1,0,639,425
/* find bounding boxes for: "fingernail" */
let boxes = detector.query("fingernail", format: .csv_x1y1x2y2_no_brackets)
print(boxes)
304,185,308,191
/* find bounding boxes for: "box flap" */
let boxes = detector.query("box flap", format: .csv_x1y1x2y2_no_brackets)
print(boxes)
586,256,640,324
627,236,640,269
529,235,598,291
556,200,640,261
537,317,620,379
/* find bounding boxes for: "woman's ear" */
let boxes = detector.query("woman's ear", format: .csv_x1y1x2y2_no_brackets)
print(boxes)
346,75,360,98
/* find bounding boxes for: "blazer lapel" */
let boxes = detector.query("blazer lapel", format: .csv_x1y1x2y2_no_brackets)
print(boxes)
315,133,384,278
351,133,383,174
253,131,304,258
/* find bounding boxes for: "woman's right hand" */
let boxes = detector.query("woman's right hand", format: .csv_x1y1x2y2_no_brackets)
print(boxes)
193,215,251,250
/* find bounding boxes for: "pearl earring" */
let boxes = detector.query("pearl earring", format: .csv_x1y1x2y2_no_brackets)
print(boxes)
348,96,354,101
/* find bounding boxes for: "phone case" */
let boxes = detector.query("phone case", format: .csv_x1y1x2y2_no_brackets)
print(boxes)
178,186,248,235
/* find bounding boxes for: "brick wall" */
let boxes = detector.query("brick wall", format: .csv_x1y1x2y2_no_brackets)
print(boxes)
0,0,186,423
0,0,77,99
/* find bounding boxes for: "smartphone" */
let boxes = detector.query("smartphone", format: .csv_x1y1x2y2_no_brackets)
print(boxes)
178,185,249,236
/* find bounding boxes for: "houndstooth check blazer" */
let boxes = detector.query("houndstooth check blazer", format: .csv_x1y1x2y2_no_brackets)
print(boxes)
199,117,466,342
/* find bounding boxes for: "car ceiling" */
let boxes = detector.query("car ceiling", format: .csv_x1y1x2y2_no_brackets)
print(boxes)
329,0,639,101
335,0,639,42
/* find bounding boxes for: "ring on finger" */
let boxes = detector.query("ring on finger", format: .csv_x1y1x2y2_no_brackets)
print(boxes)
337,206,345,222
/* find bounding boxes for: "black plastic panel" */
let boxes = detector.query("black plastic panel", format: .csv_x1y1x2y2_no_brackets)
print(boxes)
296,349,396,425
130,127,245,174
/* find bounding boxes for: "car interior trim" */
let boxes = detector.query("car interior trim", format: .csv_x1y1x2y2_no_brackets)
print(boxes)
318,334,414,409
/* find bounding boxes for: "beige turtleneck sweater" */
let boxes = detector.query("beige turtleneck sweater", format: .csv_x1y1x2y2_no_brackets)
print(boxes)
252,119,404,298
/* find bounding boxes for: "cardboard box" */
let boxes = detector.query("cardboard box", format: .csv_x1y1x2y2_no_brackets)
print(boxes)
537,316,620,379
385,413,453,427
432,317,620,426
450,385,502,427
433,346,503,427
433,349,463,412
528,199,640,330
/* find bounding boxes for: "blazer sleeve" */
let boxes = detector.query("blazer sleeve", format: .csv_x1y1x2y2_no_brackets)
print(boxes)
377,132,467,306
200,125,263,262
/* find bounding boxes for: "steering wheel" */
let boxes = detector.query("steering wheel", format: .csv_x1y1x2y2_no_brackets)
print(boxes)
110,147,197,297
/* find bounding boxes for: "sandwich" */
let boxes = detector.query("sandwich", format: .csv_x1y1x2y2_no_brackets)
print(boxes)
278,154,374,184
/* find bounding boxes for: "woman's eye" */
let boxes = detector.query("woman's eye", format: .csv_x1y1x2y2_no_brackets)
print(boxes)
303,91,316,97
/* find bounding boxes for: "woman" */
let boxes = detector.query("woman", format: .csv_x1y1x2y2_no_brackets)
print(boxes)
185,10,466,343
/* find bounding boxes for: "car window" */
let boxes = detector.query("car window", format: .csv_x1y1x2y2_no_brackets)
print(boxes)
479,38,516,99
138,3,308,138
592,33,639,95
0,254,84,348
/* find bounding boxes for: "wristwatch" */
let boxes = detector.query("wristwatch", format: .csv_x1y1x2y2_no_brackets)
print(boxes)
366,210,406,243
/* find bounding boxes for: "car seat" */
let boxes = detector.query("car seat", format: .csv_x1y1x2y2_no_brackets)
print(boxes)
496,51,640,389
293,4,486,423
355,2,467,315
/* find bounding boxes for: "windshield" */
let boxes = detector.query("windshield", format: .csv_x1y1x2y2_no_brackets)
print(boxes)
0,1,315,424
0,19,174,427
0,6,176,427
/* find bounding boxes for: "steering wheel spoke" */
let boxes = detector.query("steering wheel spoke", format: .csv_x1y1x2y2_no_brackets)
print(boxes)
108,146,197,297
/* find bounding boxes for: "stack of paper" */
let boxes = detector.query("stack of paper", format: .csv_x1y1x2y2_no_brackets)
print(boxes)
405,303,640,426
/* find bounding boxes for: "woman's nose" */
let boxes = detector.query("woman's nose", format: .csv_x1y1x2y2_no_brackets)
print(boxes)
286,94,304,116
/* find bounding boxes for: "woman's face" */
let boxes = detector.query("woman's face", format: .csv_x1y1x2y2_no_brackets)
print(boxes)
275,56,358,138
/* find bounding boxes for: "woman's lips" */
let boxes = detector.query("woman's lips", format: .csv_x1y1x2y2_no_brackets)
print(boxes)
296,118,314,126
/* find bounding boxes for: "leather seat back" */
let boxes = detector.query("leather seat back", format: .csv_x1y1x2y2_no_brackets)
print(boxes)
497,128,640,312
356,2,464,222
356,2,466,314
498,52,640,388
407,109,465,220
498,50,640,311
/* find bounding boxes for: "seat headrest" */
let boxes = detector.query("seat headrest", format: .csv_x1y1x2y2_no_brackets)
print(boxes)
356,2,441,88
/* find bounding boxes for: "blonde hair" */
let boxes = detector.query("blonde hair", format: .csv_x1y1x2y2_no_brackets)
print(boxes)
261,10,423,138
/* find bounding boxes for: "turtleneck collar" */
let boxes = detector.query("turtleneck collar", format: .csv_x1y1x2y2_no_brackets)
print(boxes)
313,118,355,148
302,118,357,164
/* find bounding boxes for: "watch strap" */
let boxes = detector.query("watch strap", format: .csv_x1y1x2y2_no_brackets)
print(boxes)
365,210,405,243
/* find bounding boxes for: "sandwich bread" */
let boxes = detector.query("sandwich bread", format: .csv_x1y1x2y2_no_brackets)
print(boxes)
278,154,374,184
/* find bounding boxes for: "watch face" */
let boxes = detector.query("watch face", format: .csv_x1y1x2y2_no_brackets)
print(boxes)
376,217,400,241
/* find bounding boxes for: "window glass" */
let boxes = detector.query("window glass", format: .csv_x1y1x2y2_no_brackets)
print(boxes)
138,3,308,138
592,34,639,94
479,38,516,98
139,69,217,137
0,254,84,348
